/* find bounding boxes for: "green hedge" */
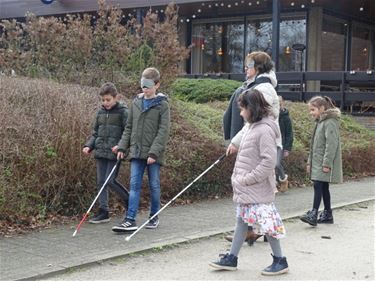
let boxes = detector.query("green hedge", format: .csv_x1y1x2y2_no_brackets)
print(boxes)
171,78,242,103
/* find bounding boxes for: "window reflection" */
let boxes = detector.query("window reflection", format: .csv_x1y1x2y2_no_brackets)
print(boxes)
224,23,244,73
246,18,272,54
191,23,222,73
279,17,306,71
351,25,374,71
191,21,244,74
321,16,347,71
191,14,307,74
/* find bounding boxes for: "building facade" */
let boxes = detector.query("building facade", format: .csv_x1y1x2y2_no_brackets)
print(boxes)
1,0,374,75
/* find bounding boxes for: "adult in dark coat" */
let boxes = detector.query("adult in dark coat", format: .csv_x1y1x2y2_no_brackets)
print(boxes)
223,82,248,141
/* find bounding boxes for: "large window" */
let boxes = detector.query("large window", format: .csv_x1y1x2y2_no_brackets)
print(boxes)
279,17,307,71
351,24,374,71
224,22,245,73
321,15,348,71
190,14,306,74
245,18,272,54
191,19,244,74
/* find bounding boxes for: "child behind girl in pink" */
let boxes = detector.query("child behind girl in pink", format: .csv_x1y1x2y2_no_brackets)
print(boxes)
300,96,342,226
209,89,288,276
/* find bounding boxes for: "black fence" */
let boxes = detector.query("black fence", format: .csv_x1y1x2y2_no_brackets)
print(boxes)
184,71,375,114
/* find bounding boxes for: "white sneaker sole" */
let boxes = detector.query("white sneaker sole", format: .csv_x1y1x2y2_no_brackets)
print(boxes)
208,262,237,271
145,221,159,229
88,218,110,224
261,268,289,275
112,226,138,232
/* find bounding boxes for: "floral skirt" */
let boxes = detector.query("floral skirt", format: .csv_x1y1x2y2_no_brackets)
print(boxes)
236,202,286,239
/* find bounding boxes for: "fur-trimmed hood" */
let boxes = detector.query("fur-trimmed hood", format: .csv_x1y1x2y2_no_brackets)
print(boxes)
320,108,341,121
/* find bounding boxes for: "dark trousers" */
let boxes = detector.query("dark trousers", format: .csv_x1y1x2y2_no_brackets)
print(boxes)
96,158,129,212
275,147,286,182
312,180,331,210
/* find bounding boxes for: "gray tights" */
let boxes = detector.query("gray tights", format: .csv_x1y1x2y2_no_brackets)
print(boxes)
230,216,283,258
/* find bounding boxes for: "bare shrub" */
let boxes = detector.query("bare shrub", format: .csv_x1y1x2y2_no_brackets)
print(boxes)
0,0,189,95
0,76,100,219
0,76,233,230
342,146,375,177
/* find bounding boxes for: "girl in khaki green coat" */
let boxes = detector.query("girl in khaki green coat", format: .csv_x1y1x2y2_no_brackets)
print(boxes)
300,96,343,227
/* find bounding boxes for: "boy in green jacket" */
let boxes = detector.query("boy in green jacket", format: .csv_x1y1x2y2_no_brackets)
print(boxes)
112,67,171,232
83,82,129,223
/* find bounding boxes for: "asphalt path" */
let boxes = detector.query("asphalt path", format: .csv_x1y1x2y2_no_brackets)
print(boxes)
45,201,375,281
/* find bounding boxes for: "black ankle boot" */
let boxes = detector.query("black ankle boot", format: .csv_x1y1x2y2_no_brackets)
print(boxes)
317,209,334,224
300,209,318,226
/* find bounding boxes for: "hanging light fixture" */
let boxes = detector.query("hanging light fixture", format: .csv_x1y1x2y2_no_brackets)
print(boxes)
284,46,291,55
217,48,224,56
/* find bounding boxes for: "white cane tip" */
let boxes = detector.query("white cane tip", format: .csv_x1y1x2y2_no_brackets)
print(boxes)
125,236,131,242
72,231,77,237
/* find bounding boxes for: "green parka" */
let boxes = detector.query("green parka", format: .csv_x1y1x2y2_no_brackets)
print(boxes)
117,93,170,165
84,102,128,160
308,108,343,183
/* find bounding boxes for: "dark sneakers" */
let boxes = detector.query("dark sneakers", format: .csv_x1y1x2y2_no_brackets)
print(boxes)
261,254,289,276
89,209,110,224
209,253,238,271
300,209,318,226
112,218,138,232
145,216,159,229
317,209,334,224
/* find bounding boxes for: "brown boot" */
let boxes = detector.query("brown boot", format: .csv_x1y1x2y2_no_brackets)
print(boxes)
279,175,288,193
224,230,263,246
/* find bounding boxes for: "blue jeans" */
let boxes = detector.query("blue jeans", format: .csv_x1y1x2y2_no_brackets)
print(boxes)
126,159,161,221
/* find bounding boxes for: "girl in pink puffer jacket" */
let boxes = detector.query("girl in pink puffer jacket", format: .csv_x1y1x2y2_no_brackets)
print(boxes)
210,89,288,276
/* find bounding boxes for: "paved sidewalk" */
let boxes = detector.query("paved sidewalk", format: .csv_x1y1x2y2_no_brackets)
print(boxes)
1,177,374,281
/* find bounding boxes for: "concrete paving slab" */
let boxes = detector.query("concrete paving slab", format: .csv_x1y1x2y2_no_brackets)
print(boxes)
45,201,375,281
0,177,374,281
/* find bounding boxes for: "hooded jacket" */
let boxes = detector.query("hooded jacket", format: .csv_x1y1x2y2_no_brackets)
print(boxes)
117,93,170,165
308,108,343,183
251,71,279,119
232,116,280,204
230,71,282,148
223,71,280,141
84,102,128,160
